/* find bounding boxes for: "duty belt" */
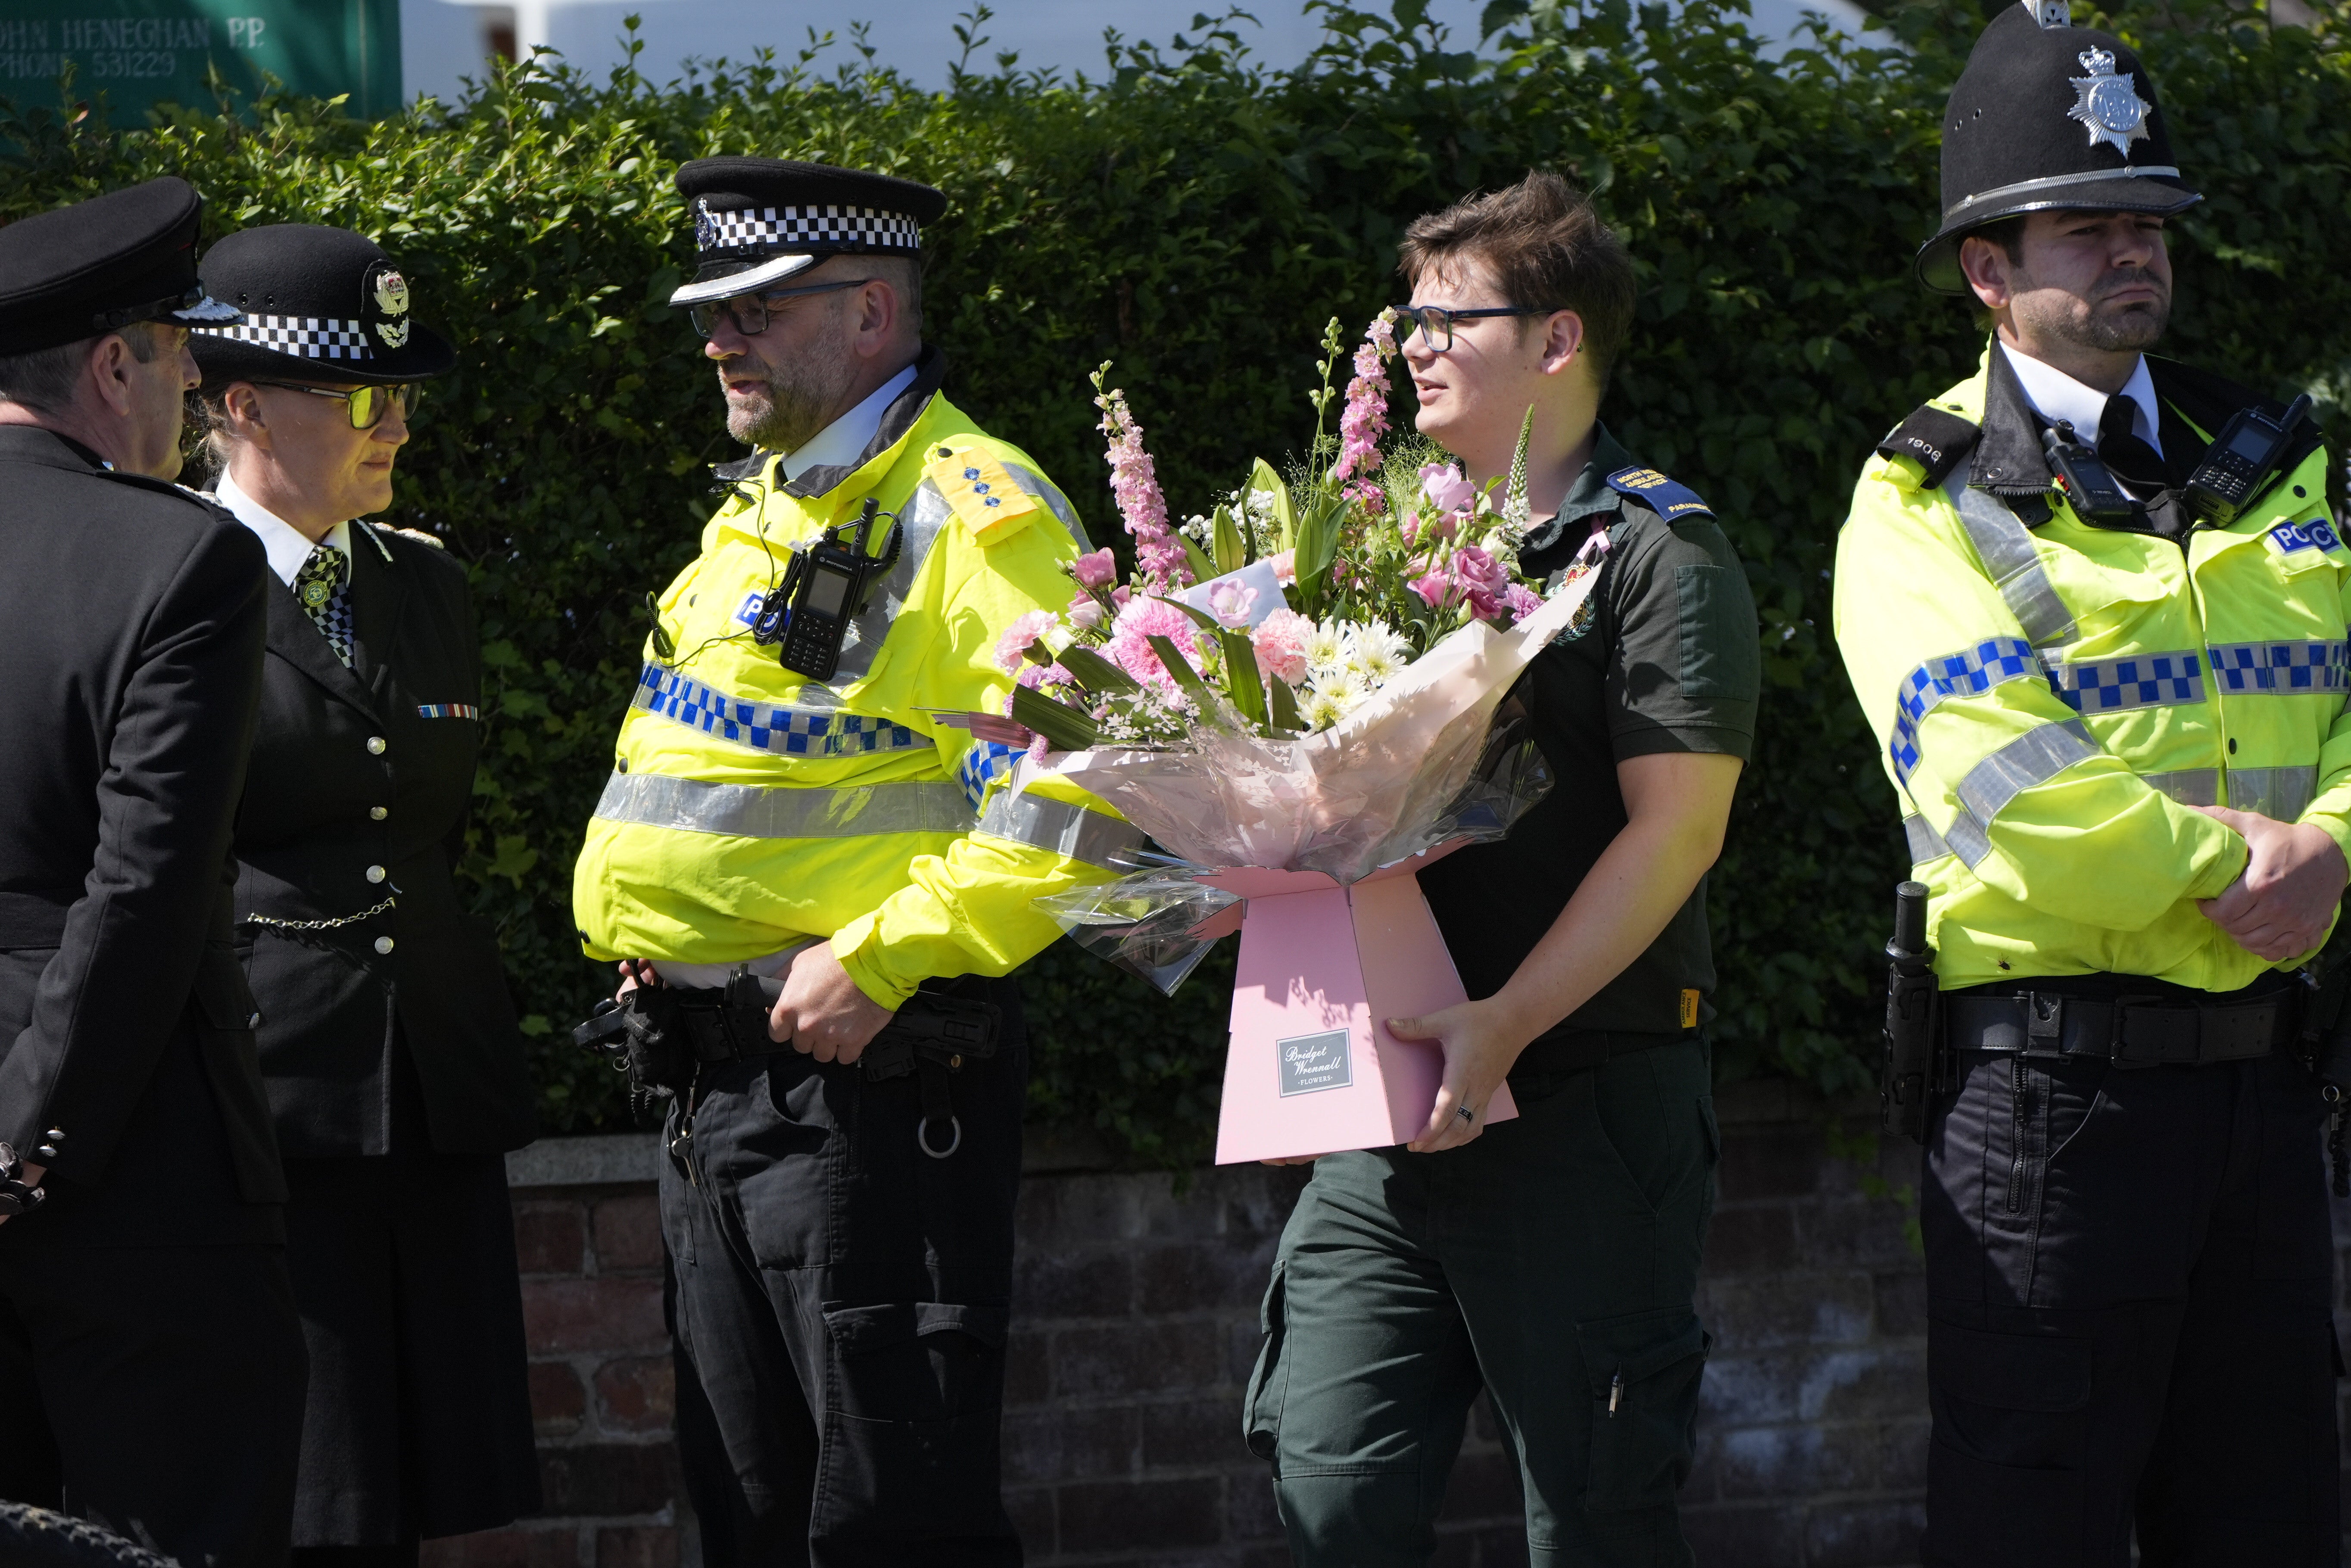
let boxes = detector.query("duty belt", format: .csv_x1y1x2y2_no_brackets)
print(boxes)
1946,987,2298,1068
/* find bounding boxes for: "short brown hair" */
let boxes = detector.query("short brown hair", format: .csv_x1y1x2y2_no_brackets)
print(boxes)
1398,171,1636,386
0,321,166,417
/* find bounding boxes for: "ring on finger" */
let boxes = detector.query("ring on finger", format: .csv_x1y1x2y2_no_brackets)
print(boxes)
1454,1104,1476,1126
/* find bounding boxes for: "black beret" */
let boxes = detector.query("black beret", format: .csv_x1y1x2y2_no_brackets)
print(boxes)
670,157,945,307
190,224,455,388
0,177,241,356
1918,1,2198,294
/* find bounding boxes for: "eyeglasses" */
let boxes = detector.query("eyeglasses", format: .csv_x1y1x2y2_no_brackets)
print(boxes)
688,278,877,340
1396,304,1549,353
253,381,422,430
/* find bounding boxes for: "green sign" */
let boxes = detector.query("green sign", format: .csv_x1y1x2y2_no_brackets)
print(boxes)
0,0,402,119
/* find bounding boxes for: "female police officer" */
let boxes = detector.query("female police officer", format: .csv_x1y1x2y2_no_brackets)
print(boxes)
190,224,540,1568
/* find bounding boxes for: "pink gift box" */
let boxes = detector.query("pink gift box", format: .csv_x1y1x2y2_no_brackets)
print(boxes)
1194,840,1518,1164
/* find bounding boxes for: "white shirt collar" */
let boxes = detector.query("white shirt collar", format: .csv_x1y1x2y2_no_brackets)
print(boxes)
214,468,350,587
777,362,921,483
1998,339,2162,458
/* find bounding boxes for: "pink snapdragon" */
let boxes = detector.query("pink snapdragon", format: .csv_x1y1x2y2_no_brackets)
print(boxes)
1251,608,1313,684
1102,594,1203,694
1328,310,1398,493
994,610,1058,674
1071,547,1118,591
1095,386,1191,591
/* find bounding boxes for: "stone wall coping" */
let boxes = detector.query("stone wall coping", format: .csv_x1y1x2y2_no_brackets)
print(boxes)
507,1132,660,1188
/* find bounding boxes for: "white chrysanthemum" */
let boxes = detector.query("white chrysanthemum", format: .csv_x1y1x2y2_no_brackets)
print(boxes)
1347,622,1410,684
1300,685,1351,730
1303,617,1350,676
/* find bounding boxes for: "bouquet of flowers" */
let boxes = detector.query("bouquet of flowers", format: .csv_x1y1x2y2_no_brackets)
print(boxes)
951,313,1614,1160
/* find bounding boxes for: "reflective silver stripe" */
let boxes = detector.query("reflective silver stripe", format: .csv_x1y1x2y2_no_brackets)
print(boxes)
1943,718,2100,870
2140,768,2219,807
1947,479,2077,650
974,791,1145,870
2226,765,2318,822
591,772,973,838
1944,164,2188,221
1004,462,1091,550
1903,814,1954,866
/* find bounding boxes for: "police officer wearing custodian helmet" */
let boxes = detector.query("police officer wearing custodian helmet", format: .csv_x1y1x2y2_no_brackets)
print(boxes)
188,225,541,1564
1834,5,2343,1561
0,179,309,1563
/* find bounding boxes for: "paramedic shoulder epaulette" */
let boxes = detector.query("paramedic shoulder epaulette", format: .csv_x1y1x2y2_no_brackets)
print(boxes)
1605,466,1712,521
1874,405,1981,489
924,442,1039,546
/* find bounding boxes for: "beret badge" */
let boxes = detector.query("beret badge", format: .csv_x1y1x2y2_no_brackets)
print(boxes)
371,266,411,348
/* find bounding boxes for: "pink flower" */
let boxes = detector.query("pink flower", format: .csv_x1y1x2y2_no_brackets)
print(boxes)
1111,585,1132,608
1328,311,1399,490
1071,548,1117,591
994,610,1058,674
1504,583,1544,620
1453,546,1507,596
1251,608,1313,684
1027,730,1053,764
1268,550,1297,585
1420,463,1477,516
1103,594,1203,694
1095,386,1192,591
1208,580,1257,628
1067,595,1106,631
1466,588,1508,619
1409,572,1461,610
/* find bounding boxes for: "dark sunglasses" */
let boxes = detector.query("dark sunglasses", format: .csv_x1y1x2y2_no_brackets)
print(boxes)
1396,304,1548,352
253,381,422,430
688,277,877,339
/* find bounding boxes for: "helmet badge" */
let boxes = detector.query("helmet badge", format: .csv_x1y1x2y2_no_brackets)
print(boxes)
693,197,718,252
2067,47,2152,158
371,268,411,348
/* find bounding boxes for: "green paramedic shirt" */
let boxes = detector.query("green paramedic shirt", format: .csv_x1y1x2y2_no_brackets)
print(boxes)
1419,426,1761,1052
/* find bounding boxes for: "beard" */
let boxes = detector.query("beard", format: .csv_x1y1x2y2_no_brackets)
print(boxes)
2018,267,2171,355
723,338,860,453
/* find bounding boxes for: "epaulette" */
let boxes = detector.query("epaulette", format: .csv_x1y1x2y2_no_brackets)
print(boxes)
1875,405,1980,489
102,467,236,521
364,520,446,554
1605,465,1712,521
923,441,1039,546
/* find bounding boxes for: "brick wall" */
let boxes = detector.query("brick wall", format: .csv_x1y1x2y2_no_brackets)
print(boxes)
424,1086,1945,1568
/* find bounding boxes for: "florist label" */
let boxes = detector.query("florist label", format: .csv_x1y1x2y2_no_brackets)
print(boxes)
1276,1030,1353,1097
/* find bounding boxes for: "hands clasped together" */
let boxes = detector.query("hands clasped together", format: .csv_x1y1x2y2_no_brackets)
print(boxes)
2195,806,2350,962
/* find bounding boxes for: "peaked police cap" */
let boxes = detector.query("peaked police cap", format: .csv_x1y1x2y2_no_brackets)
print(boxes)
0,177,241,357
669,158,945,308
189,224,454,388
1917,0,2199,296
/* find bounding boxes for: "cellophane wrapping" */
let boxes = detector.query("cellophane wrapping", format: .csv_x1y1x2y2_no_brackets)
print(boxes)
1029,563,1600,993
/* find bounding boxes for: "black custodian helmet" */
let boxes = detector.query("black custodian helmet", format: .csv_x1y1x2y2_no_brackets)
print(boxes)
1917,0,2200,296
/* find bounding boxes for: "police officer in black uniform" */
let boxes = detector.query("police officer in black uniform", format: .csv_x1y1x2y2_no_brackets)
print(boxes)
190,225,541,1568
0,178,309,1566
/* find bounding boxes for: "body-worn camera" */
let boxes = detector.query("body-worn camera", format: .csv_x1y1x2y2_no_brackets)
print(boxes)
2042,420,2137,525
2184,393,2313,526
751,498,904,681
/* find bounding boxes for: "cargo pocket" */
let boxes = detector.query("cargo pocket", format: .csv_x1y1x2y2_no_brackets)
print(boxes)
1577,1307,1710,1512
817,1299,1010,1539
1924,1323,2090,1566
1242,1263,1289,1464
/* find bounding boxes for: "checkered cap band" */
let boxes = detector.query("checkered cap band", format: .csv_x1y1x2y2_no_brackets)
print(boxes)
693,201,921,258
196,313,373,361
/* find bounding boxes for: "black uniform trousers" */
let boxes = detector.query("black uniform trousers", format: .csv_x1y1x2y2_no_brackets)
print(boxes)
1920,1045,2340,1568
662,977,1026,1568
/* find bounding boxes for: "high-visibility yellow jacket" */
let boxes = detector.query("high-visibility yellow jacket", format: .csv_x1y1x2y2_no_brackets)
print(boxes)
572,352,1139,1008
1833,343,2345,992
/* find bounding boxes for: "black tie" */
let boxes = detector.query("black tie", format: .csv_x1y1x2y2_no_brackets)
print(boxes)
2097,395,2169,493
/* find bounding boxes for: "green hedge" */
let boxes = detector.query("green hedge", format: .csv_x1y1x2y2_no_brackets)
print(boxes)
6,0,2347,1163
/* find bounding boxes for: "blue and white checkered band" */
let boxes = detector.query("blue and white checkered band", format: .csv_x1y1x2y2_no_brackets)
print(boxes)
955,740,1020,811
692,198,922,258
2205,640,2351,694
1889,637,2039,783
194,314,373,360
632,663,925,756
2045,650,2204,714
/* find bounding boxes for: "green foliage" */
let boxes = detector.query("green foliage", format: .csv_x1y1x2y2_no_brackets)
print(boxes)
6,0,2347,1162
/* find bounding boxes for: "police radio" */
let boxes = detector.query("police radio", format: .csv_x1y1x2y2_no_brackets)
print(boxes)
2041,420,2137,524
751,498,903,682
2184,393,2313,526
